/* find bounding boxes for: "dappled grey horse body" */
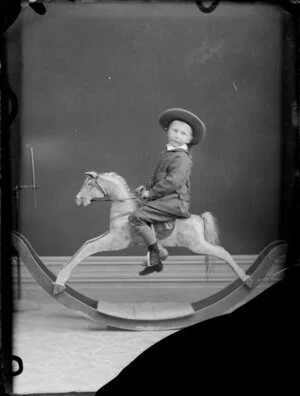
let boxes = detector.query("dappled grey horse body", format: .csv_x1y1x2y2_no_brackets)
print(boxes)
53,171,252,295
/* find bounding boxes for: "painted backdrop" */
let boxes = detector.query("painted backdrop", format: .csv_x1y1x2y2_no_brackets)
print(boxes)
8,2,283,256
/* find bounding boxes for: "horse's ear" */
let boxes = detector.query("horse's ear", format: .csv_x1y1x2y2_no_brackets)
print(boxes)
85,171,98,179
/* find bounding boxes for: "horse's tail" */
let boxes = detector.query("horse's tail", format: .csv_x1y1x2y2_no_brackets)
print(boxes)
200,212,220,245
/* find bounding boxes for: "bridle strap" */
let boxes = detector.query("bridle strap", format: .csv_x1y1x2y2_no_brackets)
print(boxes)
90,178,107,197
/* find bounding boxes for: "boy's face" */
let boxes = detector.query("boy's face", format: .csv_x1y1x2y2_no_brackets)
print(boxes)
167,120,193,147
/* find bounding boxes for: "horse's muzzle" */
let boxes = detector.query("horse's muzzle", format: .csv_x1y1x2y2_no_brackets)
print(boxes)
75,196,84,206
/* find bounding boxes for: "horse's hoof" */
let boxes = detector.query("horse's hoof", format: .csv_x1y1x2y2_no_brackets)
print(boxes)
244,276,253,289
53,283,66,295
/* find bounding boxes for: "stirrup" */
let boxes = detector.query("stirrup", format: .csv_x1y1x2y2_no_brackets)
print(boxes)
145,251,156,267
142,247,168,267
146,251,152,267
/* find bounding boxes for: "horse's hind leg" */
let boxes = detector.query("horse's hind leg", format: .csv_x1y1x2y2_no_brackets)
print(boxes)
189,241,253,287
53,231,128,295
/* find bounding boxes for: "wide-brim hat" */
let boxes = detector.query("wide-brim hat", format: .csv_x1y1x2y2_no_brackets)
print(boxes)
158,108,206,146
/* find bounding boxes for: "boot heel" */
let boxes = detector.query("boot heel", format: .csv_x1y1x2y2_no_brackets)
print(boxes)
155,262,164,272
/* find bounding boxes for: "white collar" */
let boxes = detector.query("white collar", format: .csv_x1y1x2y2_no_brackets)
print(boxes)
166,143,188,151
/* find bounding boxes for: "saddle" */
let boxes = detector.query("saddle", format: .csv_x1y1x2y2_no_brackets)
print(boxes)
151,221,176,240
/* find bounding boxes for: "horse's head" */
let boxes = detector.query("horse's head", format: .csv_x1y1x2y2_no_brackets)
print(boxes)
75,171,107,206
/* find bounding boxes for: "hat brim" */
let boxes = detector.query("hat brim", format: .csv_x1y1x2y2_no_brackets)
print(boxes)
158,108,206,145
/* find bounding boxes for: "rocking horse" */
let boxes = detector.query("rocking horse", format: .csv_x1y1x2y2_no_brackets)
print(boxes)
53,171,253,295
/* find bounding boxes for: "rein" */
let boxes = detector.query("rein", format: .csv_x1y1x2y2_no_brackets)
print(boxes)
89,177,143,203
93,197,139,203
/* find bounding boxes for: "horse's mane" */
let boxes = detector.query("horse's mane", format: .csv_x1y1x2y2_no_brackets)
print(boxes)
100,172,135,198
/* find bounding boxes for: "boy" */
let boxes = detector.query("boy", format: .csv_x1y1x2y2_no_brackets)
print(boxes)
128,108,206,276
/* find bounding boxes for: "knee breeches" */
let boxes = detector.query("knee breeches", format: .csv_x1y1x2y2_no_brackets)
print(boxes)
128,205,176,227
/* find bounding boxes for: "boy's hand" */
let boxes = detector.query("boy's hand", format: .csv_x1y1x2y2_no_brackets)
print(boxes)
141,190,150,199
135,185,146,195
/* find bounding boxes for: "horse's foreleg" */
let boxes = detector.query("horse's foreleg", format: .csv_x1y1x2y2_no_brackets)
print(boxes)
189,241,253,288
53,231,126,295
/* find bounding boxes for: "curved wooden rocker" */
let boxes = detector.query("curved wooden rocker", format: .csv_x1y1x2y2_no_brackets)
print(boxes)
12,231,287,331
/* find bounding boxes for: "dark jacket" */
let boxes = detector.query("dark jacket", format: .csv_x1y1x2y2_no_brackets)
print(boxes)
145,147,193,218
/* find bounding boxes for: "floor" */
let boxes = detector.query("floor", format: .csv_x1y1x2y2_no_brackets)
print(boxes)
12,273,280,394
12,301,174,395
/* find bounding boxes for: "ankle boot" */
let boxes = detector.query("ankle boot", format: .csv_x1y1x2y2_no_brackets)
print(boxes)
131,224,169,260
139,243,164,276
149,243,163,265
